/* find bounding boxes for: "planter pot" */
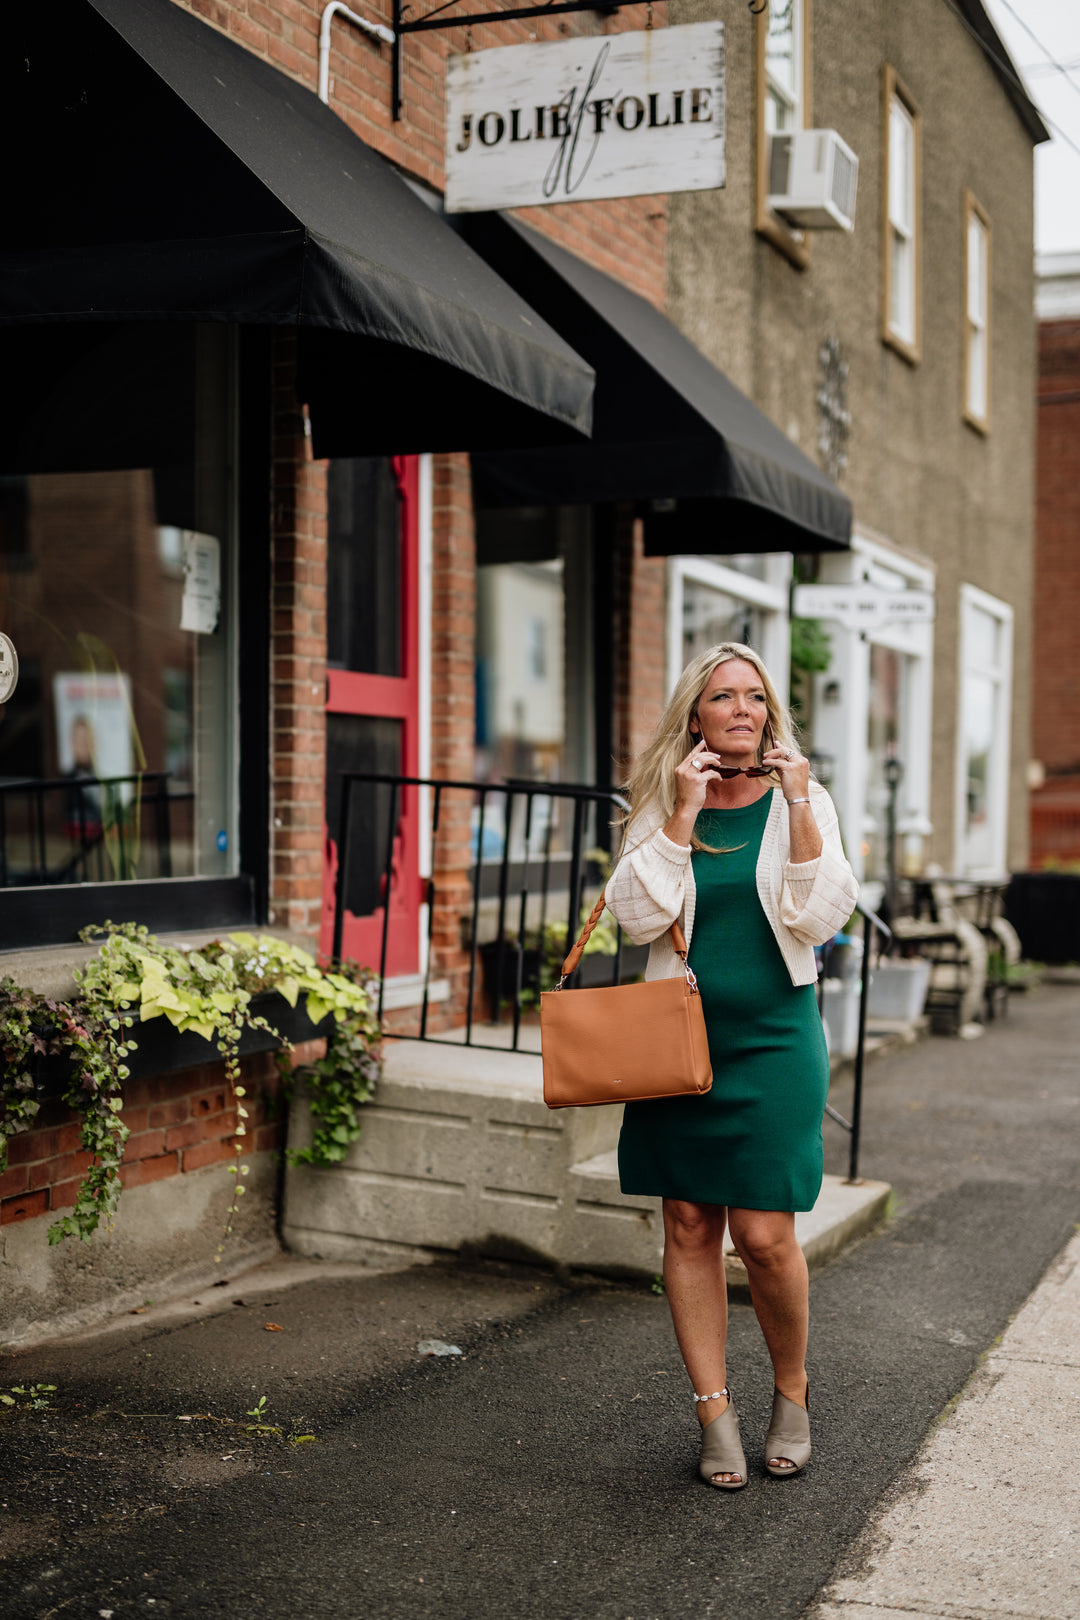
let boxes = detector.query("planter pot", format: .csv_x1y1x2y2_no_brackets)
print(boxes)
479,939,649,1009
576,944,649,987
820,979,861,1060
867,958,931,1023
1006,872,1080,964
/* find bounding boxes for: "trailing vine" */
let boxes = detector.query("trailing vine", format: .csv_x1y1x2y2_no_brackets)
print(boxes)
0,925,381,1251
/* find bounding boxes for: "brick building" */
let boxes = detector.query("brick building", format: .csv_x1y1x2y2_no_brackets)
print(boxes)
0,0,1046,1331
1030,252,1080,865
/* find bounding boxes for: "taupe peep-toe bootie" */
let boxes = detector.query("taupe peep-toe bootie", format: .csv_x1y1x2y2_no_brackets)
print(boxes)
764,1383,811,1477
695,1387,747,1490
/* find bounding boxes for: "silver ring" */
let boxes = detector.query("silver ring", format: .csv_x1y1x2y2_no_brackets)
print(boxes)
785,748,794,760
693,758,703,771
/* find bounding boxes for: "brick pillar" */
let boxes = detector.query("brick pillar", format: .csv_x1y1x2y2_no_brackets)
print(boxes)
268,331,328,941
613,506,668,781
412,452,476,1029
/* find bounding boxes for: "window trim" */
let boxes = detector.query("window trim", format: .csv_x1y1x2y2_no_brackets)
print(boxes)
954,582,1013,878
881,65,922,365
963,190,992,434
755,0,813,272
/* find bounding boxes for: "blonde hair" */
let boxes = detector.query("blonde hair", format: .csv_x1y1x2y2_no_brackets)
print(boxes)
621,642,799,853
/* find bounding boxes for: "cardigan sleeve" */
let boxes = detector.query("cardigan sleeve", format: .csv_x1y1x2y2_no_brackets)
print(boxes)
604,809,692,944
778,788,860,946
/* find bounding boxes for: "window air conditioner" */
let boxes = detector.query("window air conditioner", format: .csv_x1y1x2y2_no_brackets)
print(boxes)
767,129,858,232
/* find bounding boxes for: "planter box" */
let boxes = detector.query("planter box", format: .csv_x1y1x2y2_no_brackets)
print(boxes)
32,990,334,1097
867,958,931,1023
1006,872,1080,964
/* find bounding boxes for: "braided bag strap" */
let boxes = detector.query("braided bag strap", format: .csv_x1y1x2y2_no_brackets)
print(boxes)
558,892,688,984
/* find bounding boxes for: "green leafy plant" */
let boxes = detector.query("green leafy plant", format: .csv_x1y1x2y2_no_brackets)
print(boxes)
1,1383,57,1410
0,926,381,1251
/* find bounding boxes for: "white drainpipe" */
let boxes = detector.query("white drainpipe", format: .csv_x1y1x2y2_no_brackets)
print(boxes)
318,1,396,105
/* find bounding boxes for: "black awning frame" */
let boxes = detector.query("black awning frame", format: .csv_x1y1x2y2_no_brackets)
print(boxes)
466,213,853,555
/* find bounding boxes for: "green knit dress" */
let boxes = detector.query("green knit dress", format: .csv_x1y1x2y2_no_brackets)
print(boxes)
617,793,830,1212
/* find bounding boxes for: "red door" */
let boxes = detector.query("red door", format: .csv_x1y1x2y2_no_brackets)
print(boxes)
321,455,420,977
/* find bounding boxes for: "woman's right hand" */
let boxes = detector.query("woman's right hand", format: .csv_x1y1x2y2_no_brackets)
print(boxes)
664,740,721,844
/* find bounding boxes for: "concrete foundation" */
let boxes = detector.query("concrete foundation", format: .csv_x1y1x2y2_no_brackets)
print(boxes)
0,1155,280,1349
282,1039,892,1281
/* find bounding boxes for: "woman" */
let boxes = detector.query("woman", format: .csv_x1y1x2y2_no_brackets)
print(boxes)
605,643,858,1489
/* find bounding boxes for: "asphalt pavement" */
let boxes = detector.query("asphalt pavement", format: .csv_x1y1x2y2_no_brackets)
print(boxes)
1,979,1078,1620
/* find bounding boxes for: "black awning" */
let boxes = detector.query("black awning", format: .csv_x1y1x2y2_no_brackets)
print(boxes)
0,0,593,456
464,215,851,554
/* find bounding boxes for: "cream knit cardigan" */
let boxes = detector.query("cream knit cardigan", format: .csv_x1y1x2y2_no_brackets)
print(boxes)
605,784,859,988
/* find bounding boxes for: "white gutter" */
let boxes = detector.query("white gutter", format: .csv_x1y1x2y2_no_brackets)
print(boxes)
318,1,395,105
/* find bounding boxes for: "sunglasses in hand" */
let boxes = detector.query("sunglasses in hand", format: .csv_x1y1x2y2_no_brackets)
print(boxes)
696,721,780,779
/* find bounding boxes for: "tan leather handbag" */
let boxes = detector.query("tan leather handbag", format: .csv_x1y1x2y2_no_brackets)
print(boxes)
540,892,713,1109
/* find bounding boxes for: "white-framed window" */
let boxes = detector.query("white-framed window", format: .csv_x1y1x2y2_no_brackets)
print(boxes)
808,532,935,897
756,0,811,268
964,192,991,430
883,67,920,361
668,553,792,703
765,0,804,135
956,585,1012,876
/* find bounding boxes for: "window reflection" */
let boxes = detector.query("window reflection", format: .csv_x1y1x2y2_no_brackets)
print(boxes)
0,325,236,888
682,577,763,665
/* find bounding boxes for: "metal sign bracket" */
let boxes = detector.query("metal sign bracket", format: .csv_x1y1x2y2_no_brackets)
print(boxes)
389,0,762,120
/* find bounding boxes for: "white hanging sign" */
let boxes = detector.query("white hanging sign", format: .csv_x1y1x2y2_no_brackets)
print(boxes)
445,22,725,214
180,531,222,635
793,583,936,632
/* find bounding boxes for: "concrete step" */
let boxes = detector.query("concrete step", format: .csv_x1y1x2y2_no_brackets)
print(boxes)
568,1150,892,1285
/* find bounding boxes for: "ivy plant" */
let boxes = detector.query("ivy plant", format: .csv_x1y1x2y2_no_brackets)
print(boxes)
0,925,381,1251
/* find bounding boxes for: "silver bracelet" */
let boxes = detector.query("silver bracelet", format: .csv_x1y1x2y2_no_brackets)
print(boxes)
785,796,811,806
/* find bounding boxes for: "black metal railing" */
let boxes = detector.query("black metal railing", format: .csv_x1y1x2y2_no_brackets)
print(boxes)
332,772,632,1048
0,772,190,886
818,904,891,1183
333,771,886,1181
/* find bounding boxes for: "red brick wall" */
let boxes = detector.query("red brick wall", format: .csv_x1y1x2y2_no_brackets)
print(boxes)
1033,320,1080,778
268,332,329,937
0,1044,330,1229
613,509,668,781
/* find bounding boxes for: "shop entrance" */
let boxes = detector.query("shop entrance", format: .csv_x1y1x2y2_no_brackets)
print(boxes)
321,455,420,975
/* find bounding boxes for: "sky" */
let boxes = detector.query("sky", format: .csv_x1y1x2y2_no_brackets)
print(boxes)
980,0,1080,255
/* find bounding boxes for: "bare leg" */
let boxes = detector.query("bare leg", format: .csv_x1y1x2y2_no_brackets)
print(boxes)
661,1199,741,1485
726,1208,809,1471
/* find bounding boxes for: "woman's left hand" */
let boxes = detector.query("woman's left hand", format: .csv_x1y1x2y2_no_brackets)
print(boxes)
762,741,811,804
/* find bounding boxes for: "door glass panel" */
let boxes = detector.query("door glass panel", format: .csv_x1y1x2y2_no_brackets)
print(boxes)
962,670,996,870
864,644,903,883
326,713,401,918
327,458,401,676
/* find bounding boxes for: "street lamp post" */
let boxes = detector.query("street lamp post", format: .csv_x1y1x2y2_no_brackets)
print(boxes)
883,750,904,939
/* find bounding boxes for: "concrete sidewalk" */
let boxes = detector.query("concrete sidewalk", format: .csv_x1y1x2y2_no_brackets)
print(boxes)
808,1225,1080,1620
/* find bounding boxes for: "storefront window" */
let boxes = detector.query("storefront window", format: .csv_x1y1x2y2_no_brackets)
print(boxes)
958,587,1012,875
473,505,596,862
0,324,237,891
